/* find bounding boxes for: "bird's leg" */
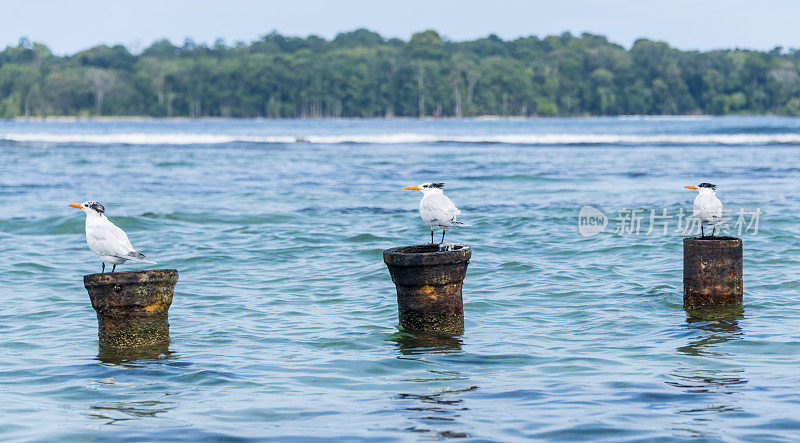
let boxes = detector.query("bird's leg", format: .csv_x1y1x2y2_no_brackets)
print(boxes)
441,230,446,244
101,262,105,273
430,228,434,244
111,264,116,273
711,226,716,237
700,225,705,238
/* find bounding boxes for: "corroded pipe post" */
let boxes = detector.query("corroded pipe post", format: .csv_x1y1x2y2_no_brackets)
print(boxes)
84,269,178,349
383,244,470,335
683,237,742,310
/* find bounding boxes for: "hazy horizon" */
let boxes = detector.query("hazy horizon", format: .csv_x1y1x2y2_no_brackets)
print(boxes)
5,0,800,55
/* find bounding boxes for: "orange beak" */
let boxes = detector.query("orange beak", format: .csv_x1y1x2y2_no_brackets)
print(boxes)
402,185,421,191
68,203,83,209
683,185,698,190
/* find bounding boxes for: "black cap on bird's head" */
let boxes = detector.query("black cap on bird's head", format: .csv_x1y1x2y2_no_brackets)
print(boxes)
68,201,105,214
87,201,105,213
683,183,717,192
699,183,717,190
402,182,445,191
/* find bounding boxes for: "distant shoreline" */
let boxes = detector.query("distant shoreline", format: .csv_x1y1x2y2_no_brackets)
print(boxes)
2,114,784,123
4,31,799,119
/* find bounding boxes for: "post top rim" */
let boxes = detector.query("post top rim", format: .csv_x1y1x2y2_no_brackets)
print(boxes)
84,269,179,287
683,236,741,242
383,244,471,266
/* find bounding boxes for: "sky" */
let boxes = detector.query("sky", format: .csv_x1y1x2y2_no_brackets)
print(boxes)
3,0,800,55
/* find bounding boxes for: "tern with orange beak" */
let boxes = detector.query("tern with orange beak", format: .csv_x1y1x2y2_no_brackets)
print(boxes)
68,201,157,273
683,183,723,237
403,182,469,244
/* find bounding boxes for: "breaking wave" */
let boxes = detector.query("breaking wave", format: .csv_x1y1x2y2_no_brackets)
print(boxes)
4,131,800,146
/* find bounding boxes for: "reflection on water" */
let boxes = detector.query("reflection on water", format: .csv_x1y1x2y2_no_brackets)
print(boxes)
668,368,747,395
97,342,172,365
87,343,178,427
678,306,745,358
668,307,747,437
389,332,476,439
392,331,463,356
396,386,477,439
87,399,173,425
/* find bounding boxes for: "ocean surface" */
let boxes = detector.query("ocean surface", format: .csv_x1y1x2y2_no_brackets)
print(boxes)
1,116,800,441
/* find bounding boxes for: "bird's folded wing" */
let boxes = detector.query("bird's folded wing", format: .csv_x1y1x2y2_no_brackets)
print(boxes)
710,198,723,218
89,222,137,258
421,194,461,223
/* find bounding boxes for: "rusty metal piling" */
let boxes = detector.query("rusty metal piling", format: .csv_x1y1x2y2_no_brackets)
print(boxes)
683,237,743,311
383,244,470,335
84,269,178,350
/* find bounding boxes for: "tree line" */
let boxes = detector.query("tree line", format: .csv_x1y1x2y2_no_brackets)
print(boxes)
1,29,799,118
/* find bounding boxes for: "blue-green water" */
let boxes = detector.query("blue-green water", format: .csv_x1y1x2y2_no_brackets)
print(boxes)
2,116,800,441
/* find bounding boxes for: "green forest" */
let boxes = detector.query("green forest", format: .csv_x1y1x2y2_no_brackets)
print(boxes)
1,29,800,118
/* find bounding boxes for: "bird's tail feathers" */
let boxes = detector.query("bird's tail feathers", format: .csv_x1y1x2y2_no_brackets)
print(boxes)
452,221,471,227
128,251,157,264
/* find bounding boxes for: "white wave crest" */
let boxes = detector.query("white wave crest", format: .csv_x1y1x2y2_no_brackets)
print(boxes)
0,132,296,145
304,133,800,145
3,131,800,145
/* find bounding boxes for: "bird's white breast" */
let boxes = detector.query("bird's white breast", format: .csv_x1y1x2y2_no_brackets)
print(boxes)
693,192,723,224
419,192,460,227
85,214,136,260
